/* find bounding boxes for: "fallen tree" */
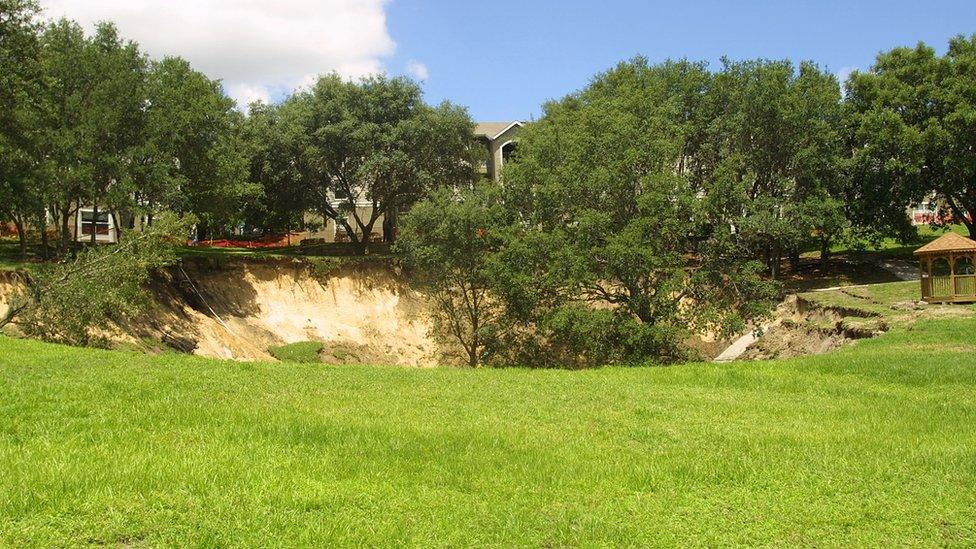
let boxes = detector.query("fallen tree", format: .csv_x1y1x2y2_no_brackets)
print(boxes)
1,213,193,345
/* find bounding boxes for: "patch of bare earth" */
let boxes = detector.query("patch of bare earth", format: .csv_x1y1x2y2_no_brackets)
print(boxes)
139,260,446,366
741,289,974,361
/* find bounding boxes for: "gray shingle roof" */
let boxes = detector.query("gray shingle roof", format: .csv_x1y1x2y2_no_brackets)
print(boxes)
474,121,521,139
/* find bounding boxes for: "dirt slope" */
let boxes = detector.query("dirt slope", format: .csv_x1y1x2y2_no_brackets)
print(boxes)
0,271,22,321
147,260,442,365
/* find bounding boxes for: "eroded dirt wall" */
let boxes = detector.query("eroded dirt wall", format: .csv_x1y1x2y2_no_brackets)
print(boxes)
148,260,443,365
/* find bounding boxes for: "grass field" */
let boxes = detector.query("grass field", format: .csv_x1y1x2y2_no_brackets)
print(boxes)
2,313,976,545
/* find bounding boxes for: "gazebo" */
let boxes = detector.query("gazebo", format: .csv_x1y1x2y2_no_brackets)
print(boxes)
914,232,976,303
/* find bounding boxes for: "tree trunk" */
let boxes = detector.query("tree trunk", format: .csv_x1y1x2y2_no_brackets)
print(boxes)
820,238,831,270
383,206,397,243
59,208,71,255
90,203,98,245
943,194,974,237
110,210,123,242
469,299,480,368
788,248,800,271
40,223,49,260
962,205,975,238
14,218,27,259
352,236,368,256
770,243,781,280
349,213,381,256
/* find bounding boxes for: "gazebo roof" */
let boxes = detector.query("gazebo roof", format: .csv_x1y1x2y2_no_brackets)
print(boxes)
913,232,976,255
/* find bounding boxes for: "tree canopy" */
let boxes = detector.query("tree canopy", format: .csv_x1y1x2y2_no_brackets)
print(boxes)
498,58,778,365
846,34,976,237
262,74,478,253
2,11,250,255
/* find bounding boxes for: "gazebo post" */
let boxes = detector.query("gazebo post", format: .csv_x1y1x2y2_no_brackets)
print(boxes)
950,251,956,300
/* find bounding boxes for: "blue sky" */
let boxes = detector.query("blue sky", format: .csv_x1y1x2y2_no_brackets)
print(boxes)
43,1,976,116
386,0,976,121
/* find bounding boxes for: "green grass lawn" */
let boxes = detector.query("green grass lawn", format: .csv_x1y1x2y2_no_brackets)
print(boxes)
0,237,396,272
2,315,976,545
842,223,971,260
800,280,921,319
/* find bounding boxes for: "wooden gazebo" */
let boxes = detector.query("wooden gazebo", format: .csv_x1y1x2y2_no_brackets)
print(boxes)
915,232,976,303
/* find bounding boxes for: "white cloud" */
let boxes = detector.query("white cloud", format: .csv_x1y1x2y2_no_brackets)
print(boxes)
39,0,396,108
225,83,271,109
405,59,428,81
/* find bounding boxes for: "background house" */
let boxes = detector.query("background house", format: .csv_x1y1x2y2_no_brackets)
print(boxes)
303,121,524,244
474,121,523,181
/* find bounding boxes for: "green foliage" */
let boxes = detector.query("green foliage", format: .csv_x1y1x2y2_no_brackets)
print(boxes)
268,341,324,363
397,183,509,367
846,34,976,237
0,14,252,253
3,313,976,544
261,74,479,253
708,58,846,277
502,59,779,365
2,213,194,345
139,56,256,234
0,0,45,256
240,101,308,232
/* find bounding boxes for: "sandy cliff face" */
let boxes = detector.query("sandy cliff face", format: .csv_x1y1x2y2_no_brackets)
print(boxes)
0,271,22,321
149,260,442,365
0,260,733,366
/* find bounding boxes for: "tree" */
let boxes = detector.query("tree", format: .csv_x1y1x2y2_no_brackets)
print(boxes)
240,101,308,234
81,22,148,243
38,19,98,253
140,57,255,238
502,59,778,365
0,0,46,258
37,22,250,246
287,74,478,254
707,59,845,277
397,183,509,367
846,34,976,237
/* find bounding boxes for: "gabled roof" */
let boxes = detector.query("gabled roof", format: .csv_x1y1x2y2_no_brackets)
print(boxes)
914,232,976,255
474,121,523,140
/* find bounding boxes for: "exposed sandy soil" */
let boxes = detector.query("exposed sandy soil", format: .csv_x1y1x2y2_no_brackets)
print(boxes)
739,300,852,361
146,260,443,366
0,271,27,329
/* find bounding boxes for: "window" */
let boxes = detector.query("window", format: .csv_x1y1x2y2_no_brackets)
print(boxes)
932,258,951,276
81,210,111,236
501,141,517,165
955,256,975,275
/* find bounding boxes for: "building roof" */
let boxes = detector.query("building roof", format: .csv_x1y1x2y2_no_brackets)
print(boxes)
914,232,976,255
474,121,522,140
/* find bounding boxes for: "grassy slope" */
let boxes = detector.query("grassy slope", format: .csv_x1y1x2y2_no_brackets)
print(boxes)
2,317,976,546
800,281,921,319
